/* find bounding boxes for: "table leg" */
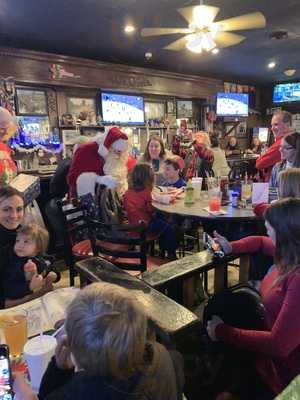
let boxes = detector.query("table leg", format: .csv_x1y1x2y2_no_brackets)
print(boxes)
183,276,195,309
214,261,228,292
239,254,250,284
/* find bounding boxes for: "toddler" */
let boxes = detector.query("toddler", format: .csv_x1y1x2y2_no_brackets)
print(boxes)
4,223,60,307
124,163,178,259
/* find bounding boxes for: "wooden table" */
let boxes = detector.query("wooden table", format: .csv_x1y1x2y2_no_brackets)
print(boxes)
153,197,257,221
153,198,257,288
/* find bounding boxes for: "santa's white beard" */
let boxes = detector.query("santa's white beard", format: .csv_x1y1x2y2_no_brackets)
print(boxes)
103,150,128,195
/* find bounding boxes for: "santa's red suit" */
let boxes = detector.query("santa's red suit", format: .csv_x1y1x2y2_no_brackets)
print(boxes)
67,126,135,197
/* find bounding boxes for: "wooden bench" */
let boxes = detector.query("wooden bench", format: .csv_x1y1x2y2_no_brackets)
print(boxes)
142,250,240,308
75,257,202,343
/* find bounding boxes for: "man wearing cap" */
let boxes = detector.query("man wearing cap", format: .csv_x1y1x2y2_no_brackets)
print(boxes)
67,126,133,197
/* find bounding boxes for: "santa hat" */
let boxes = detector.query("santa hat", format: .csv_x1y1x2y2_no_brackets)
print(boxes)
98,126,128,158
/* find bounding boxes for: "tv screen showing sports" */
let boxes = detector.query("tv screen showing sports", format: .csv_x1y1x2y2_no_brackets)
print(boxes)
101,92,145,125
273,82,300,103
216,93,249,117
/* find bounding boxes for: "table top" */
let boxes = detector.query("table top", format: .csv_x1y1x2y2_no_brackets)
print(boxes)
153,197,257,221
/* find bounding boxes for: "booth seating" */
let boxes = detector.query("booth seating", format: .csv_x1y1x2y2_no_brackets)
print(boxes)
75,256,202,343
142,250,240,308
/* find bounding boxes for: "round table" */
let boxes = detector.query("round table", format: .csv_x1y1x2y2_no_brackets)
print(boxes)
153,197,258,221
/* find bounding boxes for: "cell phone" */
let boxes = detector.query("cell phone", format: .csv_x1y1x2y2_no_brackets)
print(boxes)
152,159,160,172
0,345,13,400
203,232,224,258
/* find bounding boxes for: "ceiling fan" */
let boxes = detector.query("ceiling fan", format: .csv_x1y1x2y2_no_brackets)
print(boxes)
141,0,266,54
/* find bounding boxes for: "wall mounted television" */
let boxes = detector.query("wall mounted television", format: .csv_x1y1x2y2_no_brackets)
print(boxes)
273,82,300,103
216,92,249,117
101,92,145,125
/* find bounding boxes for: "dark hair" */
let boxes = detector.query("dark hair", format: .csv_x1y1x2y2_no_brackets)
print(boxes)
283,131,300,167
164,158,180,171
128,163,154,192
264,198,300,274
210,134,219,148
143,136,166,162
0,186,24,204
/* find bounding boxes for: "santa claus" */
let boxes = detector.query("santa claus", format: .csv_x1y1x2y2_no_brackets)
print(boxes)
67,126,135,197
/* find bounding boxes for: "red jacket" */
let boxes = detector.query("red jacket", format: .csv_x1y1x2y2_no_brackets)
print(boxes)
255,137,282,181
218,236,300,394
123,188,153,226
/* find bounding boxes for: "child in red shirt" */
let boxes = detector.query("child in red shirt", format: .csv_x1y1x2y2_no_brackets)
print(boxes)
124,163,178,259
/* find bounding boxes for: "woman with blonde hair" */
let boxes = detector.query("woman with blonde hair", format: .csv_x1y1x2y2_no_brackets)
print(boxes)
184,131,214,180
34,282,183,400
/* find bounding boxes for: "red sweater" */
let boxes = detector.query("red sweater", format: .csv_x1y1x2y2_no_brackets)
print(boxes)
123,188,154,226
218,236,300,394
255,137,282,181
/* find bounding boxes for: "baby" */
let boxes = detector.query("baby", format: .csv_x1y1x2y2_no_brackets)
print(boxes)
4,223,60,307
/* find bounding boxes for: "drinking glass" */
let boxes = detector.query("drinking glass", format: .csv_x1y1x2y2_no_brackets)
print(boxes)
241,183,252,206
208,188,221,212
0,312,28,357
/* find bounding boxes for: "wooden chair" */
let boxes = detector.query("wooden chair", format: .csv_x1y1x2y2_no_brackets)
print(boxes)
86,218,167,274
56,199,91,286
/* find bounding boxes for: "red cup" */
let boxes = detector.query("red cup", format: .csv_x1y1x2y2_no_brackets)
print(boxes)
208,196,221,212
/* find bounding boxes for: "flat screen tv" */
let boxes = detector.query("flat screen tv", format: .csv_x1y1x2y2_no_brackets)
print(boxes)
216,92,249,117
273,82,300,103
101,92,145,125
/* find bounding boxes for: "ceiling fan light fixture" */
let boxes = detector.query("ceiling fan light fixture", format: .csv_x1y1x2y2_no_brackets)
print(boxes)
284,69,296,77
201,32,216,51
193,5,217,27
212,48,219,54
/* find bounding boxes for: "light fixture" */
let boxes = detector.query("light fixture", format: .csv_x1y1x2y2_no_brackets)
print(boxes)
186,32,216,53
212,48,219,54
284,69,296,77
268,61,276,69
124,25,135,33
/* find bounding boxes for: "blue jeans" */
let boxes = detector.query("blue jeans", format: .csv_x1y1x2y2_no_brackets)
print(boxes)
147,214,178,255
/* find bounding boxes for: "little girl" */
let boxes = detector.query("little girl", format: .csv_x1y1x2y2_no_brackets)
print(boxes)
124,163,178,259
4,223,61,308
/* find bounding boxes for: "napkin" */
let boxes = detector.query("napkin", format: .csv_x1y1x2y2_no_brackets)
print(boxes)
252,183,269,204
203,207,227,216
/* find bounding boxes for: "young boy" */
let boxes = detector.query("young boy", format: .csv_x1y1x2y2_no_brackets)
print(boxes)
4,223,60,307
162,158,186,188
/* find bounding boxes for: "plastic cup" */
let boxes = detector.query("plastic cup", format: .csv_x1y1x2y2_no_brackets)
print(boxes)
208,189,221,212
191,177,203,200
0,312,28,357
24,335,57,392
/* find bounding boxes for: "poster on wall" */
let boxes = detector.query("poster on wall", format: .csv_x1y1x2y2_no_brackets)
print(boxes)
16,88,48,116
67,97,97,124
176,100,193,118
144,102,165,120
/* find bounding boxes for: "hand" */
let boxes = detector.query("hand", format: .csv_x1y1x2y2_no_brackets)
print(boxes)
13,372,38,400
213,231,232,255
55,334,74,370
207,315,224,341
29,273,43,291
45,271,57,284
96,175,118,189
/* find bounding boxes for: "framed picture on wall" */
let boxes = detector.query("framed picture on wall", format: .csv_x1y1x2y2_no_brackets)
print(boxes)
176,100,193,118
144,101,165,120
16,88,48,116
67,97,97,123
167,100,175,114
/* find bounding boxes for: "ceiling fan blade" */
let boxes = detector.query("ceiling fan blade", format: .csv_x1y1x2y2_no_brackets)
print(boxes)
216,12,266,32
214,32,246,47
164,36,191,51
141,28,192,37
177,5,220,24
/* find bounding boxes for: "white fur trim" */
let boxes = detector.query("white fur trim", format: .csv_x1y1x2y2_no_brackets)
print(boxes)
76,172,98,196
98,143,109,158
96,175,118,189
112,138,128,152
